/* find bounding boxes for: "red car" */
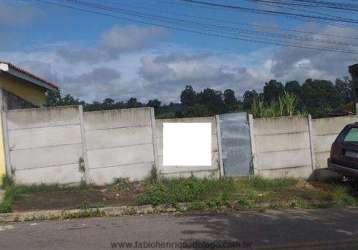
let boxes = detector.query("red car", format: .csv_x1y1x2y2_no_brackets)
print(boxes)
328,123,358,177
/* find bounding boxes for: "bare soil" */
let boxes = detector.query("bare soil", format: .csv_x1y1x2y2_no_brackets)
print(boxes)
12,181,147,212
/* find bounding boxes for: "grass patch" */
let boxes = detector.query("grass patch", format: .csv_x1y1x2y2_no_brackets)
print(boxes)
136,176,358,210
136,177,235,206
235,177,298,191
1,175,358,213
0,176,23,213
0,177,100,213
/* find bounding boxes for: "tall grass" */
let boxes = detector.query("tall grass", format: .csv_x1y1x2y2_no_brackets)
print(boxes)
251,91,301,118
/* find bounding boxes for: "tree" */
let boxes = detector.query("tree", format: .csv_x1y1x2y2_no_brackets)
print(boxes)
183,104,210,117
147,99,161,110
127,98,142,108
335,77,353,104
243,90,258,110
102,98,115,109
285,81,301,96
301,79,343,117
263,80,284,104
180,85,197,106
45,90,62,107
45,90,80,107
198,88,225,114
102,98,115,106
223,89,237,110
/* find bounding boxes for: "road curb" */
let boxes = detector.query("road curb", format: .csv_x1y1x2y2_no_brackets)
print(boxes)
0,204,183,223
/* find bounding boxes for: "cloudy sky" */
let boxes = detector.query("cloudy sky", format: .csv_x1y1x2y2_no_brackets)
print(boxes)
1,0,358,103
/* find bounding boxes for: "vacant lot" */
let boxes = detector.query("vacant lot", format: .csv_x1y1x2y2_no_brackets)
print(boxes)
1,176,358,213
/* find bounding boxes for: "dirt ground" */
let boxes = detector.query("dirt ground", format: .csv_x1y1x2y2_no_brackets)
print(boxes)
12,181,147,212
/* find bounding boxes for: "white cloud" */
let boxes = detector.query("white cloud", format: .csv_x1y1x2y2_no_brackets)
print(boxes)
57,25,168,63
270,25,358,82
100,25,168,53
2,24,357,103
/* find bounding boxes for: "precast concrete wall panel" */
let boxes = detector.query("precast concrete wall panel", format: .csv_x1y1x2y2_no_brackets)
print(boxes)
6,106,83,185
84,108,155,185
312,115,358,169
252,116,312,178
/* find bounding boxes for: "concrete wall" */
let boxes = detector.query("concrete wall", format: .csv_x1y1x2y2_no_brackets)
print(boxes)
6,106,84,185
155,116,221,178
8,105,358,183
312,115,358,169
251,116,313,178
4,106,156,185
4,107,220,184
83,108,156,185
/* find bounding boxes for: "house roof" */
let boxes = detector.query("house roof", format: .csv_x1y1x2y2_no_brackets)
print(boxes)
0,61,59,91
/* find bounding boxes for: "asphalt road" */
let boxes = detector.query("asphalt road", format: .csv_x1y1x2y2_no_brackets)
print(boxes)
1,208,358,250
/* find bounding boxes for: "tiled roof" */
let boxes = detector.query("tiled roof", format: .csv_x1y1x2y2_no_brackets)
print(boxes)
0,61,59,90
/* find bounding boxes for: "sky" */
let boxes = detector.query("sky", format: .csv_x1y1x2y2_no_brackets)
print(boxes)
1,0,358,103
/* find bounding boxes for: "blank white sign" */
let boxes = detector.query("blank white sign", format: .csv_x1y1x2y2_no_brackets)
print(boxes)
163,123,211,166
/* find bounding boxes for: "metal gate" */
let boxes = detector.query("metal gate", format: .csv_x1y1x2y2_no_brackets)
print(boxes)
219,112,252,176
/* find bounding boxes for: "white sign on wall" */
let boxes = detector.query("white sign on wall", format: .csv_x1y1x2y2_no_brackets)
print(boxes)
163,123,211,166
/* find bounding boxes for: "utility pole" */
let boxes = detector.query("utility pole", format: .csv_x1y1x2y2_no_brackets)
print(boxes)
349,64,358,114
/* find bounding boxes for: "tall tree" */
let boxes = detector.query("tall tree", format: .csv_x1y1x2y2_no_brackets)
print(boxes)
301,79,343,117
180,85,197,106
45,90,62,107
147,99,161,110
102,98,115,109
223,89,237,110
127,98,142,108
46,90,81,107
335,77,353,104
199,88,225,114
263,80,284,104
243,90,259,110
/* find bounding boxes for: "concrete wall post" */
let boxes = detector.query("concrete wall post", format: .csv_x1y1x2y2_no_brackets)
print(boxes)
0,89,11,179
215,115,224,178
1,111,11,178
150,108,159,176
78,105,91,184
248,114,256,175
307,114,316,171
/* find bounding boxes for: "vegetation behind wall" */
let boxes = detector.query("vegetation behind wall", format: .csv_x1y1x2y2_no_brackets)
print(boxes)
46,77,353,119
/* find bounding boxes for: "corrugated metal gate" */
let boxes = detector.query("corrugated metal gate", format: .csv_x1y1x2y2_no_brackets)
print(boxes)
219,112,252,176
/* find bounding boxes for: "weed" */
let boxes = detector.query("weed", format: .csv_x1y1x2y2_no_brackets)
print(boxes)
78,157,85,173
62,207,103,219
136,177,235,206
1,175,13,189
144,165,159,185
0,176,26,213
235,176,298,191
235,197,255,209
251,91,301,118
112,178,133,192
187,201,207,210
